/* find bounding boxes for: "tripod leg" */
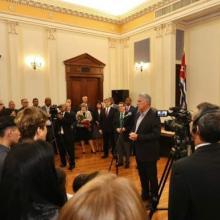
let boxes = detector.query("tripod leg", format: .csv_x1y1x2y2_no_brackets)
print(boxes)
108,156,114,172
149,153,175,219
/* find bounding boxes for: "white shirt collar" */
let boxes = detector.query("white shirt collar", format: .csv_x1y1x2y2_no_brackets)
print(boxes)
195,142,211,150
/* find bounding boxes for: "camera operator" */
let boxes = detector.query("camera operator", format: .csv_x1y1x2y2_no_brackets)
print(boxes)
56,103,76,170
168,104,220,220
129,93,161,205
42,97,58,154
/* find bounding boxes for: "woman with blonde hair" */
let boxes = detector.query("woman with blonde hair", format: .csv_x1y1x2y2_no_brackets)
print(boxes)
59,173,147,220
76,103,96,153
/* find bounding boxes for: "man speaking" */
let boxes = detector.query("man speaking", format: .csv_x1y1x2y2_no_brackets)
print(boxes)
129,93,160,204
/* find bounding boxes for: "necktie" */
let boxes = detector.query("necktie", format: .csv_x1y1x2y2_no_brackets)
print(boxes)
120,113,123,128
105,108,108,116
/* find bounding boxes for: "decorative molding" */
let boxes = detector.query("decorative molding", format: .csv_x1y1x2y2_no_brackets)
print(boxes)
154,24,164,38
47,28,56,40
164,22,176,34
8,21,18,34
3,0,179,24
108,38,118,48
8,3,16,12
121,37,130,48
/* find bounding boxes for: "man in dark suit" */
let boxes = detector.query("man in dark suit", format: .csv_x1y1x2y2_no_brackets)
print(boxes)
100,98,116,158
114,102,134,168
129,93,160,203
57,103,76,170
168,105,220,220
125,97,137,115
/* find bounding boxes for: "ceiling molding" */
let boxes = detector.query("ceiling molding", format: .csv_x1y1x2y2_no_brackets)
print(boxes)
4,0,178,24
0,12,120,39
1,0,219,39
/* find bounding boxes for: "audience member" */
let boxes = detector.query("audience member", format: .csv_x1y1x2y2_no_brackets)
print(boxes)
32,97,40,107
0,141,67,220
18,98,29,112
129,93,161,205
0,100,6,117
114,102,133,168
100,98,116,158
76,103,96,153
42,97,58,154
72,171,101,192
0,116,20,181
92,102,103,152
5,100,18,116
57,103,76,170
125,97,136,114
168,104,220,220
59,173,147,220
15,107,48,142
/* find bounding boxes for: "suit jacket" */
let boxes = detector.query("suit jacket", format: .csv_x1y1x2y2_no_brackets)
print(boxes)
133,108,160,162
100,107,116,133
126,105,137,115
114,111,134,142
168,143,220,220
57,111,76,142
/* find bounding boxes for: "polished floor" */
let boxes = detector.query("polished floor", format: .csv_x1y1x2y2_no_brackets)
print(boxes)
55,143,170,220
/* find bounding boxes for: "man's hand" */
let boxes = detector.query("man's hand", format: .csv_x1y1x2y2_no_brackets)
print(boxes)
129,132,138,141
99,129,103,134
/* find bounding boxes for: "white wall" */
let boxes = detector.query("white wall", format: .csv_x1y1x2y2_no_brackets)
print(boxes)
185,18,220,111
0,20,121,108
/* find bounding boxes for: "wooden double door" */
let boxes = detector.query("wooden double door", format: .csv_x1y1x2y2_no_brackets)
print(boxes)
64,53,105,110
68,76,102,109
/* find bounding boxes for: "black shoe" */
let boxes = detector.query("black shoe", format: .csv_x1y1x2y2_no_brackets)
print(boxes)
60,164,66,168
125,163,130,168
117,163,123,167
101,155,108,158
141,194,150,201
68,165,75,170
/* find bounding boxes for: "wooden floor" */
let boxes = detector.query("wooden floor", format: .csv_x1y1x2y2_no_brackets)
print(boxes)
55,144,170,220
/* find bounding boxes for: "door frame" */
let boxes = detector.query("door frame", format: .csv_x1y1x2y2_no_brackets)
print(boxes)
64,53,105,108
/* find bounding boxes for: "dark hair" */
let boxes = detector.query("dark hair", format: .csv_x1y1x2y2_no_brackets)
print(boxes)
196,102,219,111
0,141,66,220
196,111,220,143
73,171,100,192
192,108,220,143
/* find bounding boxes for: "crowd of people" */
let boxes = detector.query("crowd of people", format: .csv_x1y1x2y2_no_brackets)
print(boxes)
0,95,220,220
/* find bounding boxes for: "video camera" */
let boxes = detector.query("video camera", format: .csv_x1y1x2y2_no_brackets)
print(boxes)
157,107,192,157
157,107,191,136
49,105,59,120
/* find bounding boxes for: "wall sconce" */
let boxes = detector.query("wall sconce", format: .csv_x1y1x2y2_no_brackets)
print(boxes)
25,56,44,70
135,61,149,72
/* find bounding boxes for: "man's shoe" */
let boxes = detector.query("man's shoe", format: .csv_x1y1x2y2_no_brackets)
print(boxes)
101,155,108,159
125,163,130,168
117,163,123,167
68,165,75,170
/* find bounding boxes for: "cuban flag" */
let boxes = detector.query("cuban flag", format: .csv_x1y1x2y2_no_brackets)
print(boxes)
179,53,187,109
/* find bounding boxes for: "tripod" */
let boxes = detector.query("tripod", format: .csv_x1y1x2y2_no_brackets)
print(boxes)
49,118,59,154
149,135,191,219
108,150,119,175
